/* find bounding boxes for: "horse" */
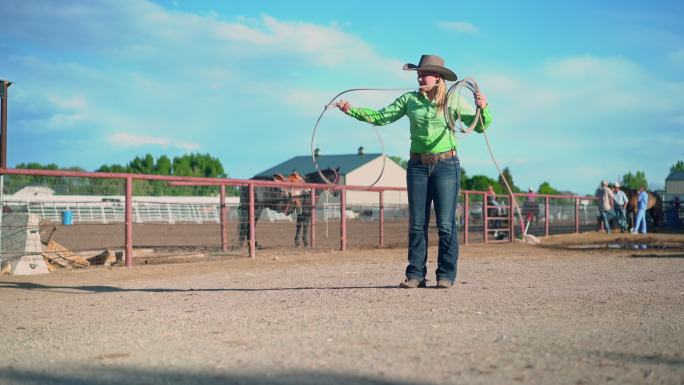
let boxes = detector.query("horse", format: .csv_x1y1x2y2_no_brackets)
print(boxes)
235,172,303,249
290,168,340,247
235,167,339,248
624,189,663,232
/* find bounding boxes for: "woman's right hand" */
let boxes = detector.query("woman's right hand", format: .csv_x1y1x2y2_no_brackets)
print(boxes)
335,100,351,113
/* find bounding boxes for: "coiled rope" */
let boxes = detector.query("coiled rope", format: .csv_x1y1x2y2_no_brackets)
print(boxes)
444,78,531,239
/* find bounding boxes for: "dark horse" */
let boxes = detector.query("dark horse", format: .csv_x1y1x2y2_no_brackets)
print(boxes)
624,189,663,232
235,167,339,248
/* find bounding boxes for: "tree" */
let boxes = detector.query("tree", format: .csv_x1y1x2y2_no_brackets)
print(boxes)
128,154,155,174
538,181,560,195
465,175,501,193
622,171,648,190
460,167,468,190
156,155,172,175
388,155,408,169
670,160,684,174
497,167,519,193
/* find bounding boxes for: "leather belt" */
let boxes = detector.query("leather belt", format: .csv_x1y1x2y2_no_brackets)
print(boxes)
409,149,456,165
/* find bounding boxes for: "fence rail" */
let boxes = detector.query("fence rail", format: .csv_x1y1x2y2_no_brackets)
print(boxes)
0,167,598,267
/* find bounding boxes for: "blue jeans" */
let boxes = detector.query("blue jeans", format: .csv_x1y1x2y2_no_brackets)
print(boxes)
599,209,613,233
634,208,647,233
406,155,460,283
614,207,627,231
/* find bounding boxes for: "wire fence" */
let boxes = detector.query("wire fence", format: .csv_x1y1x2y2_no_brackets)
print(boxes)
0,168,604,267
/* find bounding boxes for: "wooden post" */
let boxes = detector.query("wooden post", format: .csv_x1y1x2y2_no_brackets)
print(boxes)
220,185,228,252
248,183,255,258
125,176,133,267
340,189,346,251
379,191,384,248
545,195,550,236
464,191,469,245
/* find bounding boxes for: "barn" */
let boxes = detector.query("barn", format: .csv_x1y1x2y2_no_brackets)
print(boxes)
665,171,684,195
254,147,408,206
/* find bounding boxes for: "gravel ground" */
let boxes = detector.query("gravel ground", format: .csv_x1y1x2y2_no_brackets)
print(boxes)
1,232,683,385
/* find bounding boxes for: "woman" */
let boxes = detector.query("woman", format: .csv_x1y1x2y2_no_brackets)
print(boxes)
335,54,492,288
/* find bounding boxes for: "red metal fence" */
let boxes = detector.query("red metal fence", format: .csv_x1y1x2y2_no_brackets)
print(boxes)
0,168,598,267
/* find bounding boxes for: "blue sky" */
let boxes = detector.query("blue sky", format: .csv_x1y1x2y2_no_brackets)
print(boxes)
1,0,682,195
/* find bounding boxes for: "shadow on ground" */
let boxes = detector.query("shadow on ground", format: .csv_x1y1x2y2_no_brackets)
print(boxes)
0,366,428,385
0,281,399,294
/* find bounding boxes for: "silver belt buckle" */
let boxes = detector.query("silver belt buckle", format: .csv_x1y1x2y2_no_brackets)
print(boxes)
420,153,438,165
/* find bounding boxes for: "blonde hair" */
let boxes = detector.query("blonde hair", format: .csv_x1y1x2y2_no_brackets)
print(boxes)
421,79,447,115
434,79,446,115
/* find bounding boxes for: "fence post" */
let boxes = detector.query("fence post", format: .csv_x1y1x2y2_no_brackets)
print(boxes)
340,188,346,251
310,187,317,248
379,191,384,248
575,197,580,234
464,191,469,245
483,192,489,243
220,185,228,252
509,193,515,242
248,182,255,258
125,176,133,267
545,195,550,236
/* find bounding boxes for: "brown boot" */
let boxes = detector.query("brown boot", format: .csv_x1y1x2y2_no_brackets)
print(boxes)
399,278,427,289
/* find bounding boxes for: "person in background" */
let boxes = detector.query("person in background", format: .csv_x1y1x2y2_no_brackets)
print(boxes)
632,185,648,234
486,185,504,239
522,186,540,228
612,182,628,233
595,180,614,233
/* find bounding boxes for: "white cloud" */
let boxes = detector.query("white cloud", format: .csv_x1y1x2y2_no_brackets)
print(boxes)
107,132,199,151
437,21,479,34
47,95,87,110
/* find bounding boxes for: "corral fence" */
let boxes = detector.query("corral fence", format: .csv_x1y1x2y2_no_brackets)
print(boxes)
0,168,599,267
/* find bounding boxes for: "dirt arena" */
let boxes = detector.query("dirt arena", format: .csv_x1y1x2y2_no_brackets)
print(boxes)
1,232,683,385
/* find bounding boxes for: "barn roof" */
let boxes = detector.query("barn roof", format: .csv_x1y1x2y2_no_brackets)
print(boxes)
254,153,383,178
666,171,684,181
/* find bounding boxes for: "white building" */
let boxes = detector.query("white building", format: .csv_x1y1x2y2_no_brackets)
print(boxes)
253,147,408,206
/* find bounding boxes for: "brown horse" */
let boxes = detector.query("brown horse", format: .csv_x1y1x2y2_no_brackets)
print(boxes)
624,189,663,231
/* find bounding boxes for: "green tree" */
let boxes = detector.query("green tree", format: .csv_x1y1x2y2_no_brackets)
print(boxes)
128,154,155,174
459,167,468,190
670,160,684,174
622,171,648,190
388,155,408,169
466,175,501,193
538,181,560,195
497,167,519,193
156,155,172,175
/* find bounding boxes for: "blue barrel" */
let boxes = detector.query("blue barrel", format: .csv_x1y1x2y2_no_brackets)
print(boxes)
61,210,73,225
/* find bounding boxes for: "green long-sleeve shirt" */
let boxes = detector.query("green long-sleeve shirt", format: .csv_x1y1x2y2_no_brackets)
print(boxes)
346,91,492,154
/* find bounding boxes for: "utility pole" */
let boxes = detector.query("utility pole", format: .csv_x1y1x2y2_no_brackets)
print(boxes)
0,79,11,268
0,79,10,168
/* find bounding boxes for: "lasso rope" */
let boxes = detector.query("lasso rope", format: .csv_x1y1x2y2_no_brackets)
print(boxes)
445,78,531,238
312,87,414,188
313,81,533,239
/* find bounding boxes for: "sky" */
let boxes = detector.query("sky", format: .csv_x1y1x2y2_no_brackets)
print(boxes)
0,0,682,195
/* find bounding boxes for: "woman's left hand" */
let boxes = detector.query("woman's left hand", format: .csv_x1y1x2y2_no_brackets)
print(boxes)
475,92,487,109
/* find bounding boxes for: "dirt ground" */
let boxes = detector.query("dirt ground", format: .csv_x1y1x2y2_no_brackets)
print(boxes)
1,232,683,385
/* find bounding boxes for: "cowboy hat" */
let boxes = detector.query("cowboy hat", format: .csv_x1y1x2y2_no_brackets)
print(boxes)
403,54,457,81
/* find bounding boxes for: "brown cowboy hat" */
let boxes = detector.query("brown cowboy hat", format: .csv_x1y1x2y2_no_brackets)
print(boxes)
403,54,457,81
